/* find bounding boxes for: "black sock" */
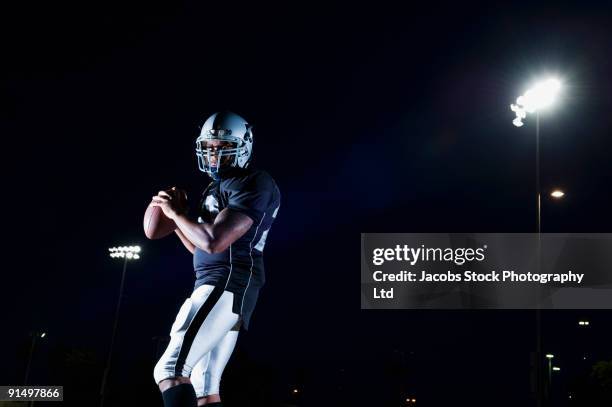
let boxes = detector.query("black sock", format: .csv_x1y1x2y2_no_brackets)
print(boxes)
161,383,197,407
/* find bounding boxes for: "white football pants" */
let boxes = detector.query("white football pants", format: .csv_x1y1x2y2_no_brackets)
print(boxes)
153,284,240,387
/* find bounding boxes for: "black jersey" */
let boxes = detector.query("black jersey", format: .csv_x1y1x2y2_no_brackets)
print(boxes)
193,167,280,329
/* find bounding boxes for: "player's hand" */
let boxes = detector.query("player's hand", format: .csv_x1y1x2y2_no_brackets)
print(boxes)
151,187,187,220
165,187,188,209
171,187,188,207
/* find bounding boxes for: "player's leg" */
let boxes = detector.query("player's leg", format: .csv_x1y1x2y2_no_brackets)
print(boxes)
190,352,210,404
200,321,240,406
153,285,239,407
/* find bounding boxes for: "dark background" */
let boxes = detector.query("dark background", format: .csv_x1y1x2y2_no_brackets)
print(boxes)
2,1,612,406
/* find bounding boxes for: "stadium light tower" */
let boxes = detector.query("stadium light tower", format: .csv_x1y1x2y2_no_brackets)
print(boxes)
511,77,562,407
510,77,562,233
100,245,141,407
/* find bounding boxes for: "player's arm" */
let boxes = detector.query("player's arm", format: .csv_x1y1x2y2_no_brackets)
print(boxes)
172,209,253,254
151,190,253,254
174,228,196,254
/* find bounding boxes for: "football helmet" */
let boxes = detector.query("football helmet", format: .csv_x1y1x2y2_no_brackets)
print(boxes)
195,111,253,179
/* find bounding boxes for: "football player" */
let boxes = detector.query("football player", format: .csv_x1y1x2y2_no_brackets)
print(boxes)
150,111,281,407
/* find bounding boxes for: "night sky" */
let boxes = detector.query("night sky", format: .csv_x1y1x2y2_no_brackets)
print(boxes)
3,1,612,406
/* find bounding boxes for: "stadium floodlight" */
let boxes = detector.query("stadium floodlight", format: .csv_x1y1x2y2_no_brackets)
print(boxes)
511,76,565,407
510,76,565,234
545,354,554,359
109,245,142,261
102,245,142,407
511,78,562,127
552,367,561,371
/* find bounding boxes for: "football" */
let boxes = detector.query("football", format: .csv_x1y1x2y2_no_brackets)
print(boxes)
143,203,177,239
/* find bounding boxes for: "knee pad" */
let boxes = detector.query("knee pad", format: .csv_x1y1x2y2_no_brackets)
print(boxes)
154,358,187,385
153,360,167,385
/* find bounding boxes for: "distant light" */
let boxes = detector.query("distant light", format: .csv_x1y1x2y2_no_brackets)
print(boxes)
526,78,562,111
511,77,562,126
109,245,142,260
579,320,590,326
412,399,417,403
550,190,565,199
40,332,46,338
546,354,554,359
292,389,299,394
553,367,561,371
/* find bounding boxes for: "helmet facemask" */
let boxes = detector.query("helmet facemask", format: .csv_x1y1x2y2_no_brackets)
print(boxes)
195,131,244,179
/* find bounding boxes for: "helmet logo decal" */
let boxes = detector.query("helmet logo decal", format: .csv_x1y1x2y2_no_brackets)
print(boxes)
208,129,232,138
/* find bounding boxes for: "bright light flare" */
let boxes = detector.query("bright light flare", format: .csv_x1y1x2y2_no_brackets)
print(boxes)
511,77,562,126
550,190,565,199
546,354,554,359
109,245,142,260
